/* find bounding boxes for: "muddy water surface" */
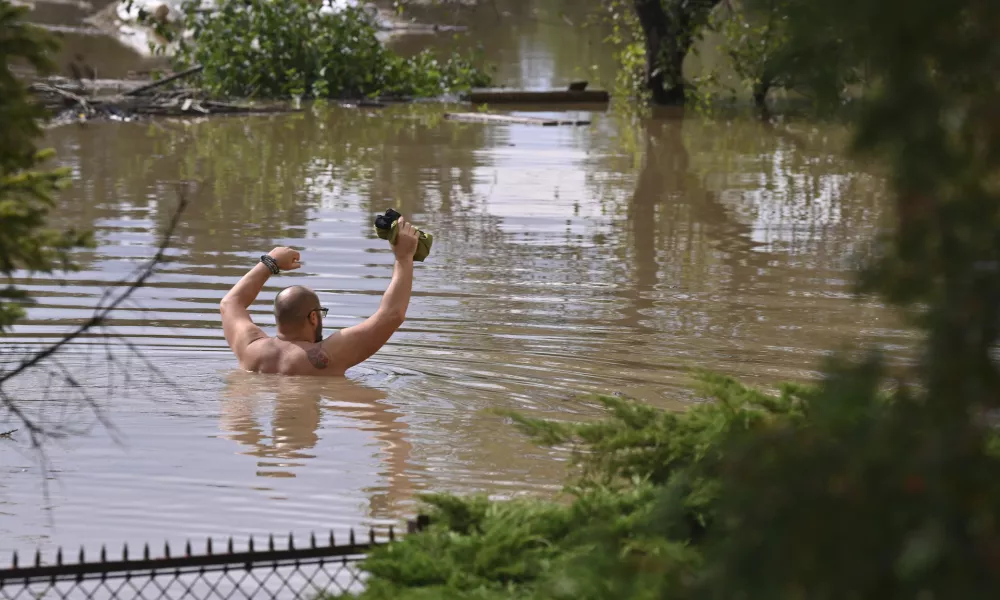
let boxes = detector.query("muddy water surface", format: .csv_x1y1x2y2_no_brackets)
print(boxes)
1,0,910,556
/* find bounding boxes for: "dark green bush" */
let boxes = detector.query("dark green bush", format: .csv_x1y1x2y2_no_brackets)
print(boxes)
325,373,812,599
164,0,491,99
694,358,1000,600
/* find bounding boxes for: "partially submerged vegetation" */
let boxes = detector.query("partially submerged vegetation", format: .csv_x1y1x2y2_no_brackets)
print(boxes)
142,0,492,100
598,0,859,111
16,0,493,124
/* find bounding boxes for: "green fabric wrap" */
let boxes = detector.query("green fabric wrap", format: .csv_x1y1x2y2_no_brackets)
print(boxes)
374,219,434,262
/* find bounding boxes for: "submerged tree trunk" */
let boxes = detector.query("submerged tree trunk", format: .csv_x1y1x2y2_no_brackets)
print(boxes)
752,81,771,118
632,0,721,105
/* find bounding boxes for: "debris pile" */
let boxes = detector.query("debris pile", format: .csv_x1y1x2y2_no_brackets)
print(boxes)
27,65,298,124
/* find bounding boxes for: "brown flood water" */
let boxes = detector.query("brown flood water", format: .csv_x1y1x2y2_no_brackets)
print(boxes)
1,0,912,556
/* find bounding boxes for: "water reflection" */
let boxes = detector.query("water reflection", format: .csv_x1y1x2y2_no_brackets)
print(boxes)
42,105,494,267
220,373,416,519
389,0,618,88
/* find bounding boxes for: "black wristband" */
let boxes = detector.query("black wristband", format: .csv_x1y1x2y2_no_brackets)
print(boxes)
260,254,279,275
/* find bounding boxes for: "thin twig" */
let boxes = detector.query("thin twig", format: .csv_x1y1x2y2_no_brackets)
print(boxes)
124,65,204,97
0,428,16,438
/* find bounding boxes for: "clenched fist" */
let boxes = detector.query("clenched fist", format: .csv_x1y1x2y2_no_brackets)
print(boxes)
268,247,302,271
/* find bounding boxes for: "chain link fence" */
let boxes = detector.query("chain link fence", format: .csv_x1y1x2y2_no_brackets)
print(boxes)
0,526,406,600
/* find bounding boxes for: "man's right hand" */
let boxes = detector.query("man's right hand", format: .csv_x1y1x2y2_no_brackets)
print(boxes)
392,217,419,263
268,247,302,271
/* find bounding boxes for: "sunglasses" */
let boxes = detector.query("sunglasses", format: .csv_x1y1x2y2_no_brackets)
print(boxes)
310,307,329,318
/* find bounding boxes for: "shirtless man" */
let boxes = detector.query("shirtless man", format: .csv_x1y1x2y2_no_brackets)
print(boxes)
220,217,420,376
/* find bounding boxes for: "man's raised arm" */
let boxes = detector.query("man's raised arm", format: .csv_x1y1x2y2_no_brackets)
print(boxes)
220,247,300,361
324,218,420,370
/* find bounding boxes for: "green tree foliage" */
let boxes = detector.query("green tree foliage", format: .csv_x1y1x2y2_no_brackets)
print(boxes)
0,1,91,332
596,0,648,106
699,0,859,111
601,0,859,110
695,358,1000,598
147,0,491,99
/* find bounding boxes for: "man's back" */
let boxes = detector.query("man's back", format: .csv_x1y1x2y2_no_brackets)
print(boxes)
239,338,338,376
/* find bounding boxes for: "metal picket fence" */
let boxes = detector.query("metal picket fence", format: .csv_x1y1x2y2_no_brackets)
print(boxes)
0,523,419,600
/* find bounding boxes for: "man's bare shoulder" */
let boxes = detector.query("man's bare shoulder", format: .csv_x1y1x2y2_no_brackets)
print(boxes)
245,337,344,376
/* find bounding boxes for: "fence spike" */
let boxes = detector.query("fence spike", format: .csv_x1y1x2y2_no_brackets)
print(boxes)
329,530,335,547
207,537,213,555
310,532,316,549
369,528,375,544
288,532,294,551
248,536,254,553
78,546,85,564
268,534,274,552
34,549,41,567
11,551,17,569
143,544,150,561
349,529,356,546
100,545,106,563
389,525,395,542
185,540,191,557
164,541,170,559
227,537,233,554
56,548,62,566
122,543,129,562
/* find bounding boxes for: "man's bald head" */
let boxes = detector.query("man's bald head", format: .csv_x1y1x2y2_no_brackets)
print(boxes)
274,285,320,327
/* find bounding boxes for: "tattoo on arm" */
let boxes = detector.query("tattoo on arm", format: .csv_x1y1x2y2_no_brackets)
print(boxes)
307,345,330,369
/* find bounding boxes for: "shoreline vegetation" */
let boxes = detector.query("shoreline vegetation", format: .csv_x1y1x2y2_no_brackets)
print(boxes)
18,0,496,124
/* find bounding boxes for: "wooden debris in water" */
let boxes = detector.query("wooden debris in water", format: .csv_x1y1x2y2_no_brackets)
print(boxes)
24,64,302,124
123,64,205,97
27,70,298,125
443,112,591,127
